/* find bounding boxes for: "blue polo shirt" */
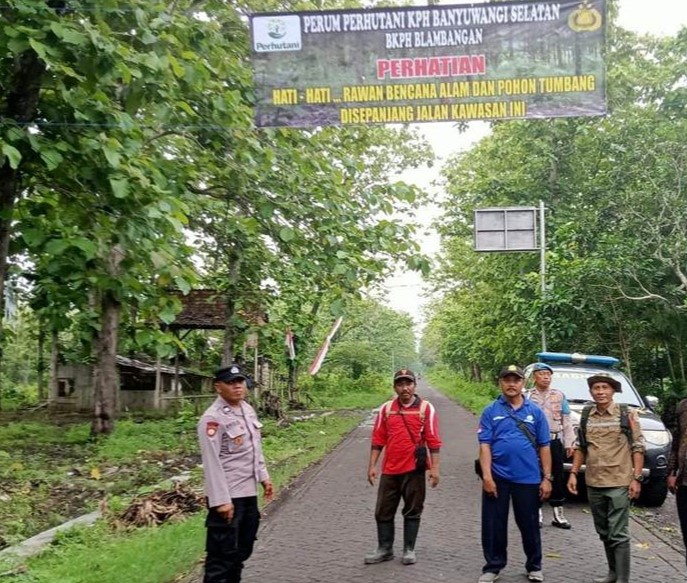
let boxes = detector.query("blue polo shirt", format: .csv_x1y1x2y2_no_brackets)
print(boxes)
478,396,550,484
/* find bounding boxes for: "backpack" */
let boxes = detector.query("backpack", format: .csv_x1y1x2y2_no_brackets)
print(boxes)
381,397,429,423
577,402,632,452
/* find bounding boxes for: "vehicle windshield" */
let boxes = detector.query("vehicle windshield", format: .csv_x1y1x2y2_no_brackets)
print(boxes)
534,369,644,407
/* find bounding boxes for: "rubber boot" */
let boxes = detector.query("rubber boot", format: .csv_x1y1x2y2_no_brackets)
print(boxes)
593,542,617,583
551,506,571,529
402,518,420,565
613,542,631,583
364,521,394,564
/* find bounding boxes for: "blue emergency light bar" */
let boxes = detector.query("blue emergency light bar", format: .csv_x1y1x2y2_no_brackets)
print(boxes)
536,352,620,368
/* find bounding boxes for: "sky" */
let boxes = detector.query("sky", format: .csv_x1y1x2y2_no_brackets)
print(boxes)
382,0,687,334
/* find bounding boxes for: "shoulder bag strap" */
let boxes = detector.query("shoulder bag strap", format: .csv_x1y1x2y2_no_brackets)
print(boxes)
399,400,424,445
507,408,537,450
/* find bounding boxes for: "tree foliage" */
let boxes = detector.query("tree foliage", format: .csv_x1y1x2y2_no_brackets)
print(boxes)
424,23,687,406
0,0,432,431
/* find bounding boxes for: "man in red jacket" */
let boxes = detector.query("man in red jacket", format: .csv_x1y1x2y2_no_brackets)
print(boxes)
364,368,442,566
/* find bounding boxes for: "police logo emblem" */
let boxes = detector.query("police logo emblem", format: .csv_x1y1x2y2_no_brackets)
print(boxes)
233,436,244,446
206,421,219,437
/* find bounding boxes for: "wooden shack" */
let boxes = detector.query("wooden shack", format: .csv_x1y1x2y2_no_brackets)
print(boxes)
52,356,210,412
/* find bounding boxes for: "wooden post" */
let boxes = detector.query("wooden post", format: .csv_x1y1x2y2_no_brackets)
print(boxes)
154,355,162,409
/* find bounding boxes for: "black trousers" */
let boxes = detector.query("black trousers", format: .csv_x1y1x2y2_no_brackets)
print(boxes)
204,496,260,583
548,438,566,507
676,485,687,566
482,478,541,574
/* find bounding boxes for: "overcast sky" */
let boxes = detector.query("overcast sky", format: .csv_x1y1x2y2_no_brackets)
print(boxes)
383,0,687,329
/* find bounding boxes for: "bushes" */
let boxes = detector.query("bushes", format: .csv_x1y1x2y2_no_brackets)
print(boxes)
427,366,499,415
299,370,391,409
0,382,39,411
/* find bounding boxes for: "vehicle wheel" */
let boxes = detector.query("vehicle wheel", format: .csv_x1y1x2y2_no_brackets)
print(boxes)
638,478,668,507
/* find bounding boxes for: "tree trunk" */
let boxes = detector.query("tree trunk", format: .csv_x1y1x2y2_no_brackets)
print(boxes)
91,246,124,436
49,329,59,405
471,362,482,382
287,358,297,402
37,324,46,401
222,250,242,366
91,293,121,435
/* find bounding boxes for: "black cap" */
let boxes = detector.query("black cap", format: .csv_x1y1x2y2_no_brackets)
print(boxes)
393,368,416,382
214,364,247,383
586,373,621,392
498,365,525,379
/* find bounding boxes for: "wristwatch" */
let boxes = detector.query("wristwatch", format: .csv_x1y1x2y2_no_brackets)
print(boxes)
544,474,554,482
632,473,644,483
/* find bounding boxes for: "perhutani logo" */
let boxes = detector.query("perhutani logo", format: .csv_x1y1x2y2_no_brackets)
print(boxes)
267,19,286,39
253,14,302,52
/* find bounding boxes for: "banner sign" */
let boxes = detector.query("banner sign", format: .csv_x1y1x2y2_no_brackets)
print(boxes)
249,0,606,128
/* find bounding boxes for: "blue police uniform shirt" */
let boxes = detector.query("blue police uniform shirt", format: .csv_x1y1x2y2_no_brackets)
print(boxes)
478,395,551,484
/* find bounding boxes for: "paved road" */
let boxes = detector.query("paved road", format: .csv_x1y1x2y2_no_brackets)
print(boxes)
195,380,687,583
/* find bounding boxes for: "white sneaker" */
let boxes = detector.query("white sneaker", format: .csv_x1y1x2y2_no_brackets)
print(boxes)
478,573,499,583
528,571,544,582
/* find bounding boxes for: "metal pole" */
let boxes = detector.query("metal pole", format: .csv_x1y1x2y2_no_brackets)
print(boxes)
539,199,547,352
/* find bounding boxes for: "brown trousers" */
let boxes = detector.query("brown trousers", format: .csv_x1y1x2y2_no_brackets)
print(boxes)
375,472,426,522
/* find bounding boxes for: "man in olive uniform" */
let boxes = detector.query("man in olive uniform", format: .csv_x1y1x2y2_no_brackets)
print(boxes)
567,373,645,583
198,364,273,583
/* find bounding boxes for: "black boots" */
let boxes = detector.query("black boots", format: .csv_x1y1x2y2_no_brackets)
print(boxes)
364,519,421,565
364,521,394,564
402,518,420,565
594,541,630,583
593,542,617,583
614,542,631,583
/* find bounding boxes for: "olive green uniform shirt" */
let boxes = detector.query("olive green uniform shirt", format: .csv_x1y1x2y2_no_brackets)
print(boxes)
576,402,645,488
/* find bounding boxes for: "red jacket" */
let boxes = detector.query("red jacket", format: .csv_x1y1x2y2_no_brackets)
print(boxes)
371,396,442,475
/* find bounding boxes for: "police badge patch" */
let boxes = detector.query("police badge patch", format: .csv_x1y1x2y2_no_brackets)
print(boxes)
206,421,219,437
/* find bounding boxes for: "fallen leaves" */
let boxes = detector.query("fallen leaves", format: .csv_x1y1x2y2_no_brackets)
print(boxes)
115,482,204,528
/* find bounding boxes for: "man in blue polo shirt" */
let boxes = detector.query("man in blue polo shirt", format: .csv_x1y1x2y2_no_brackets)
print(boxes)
477,365,553,583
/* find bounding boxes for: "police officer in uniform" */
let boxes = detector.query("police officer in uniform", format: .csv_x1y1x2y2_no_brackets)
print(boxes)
198,364,273,583
526,362,575,529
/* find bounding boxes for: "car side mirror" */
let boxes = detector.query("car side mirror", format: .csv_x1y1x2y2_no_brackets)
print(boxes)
644,395,659,410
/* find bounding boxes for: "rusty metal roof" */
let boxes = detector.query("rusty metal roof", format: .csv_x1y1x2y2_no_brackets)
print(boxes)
165,290,267,330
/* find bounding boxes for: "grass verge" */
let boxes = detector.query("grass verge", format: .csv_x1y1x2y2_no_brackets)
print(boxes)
0,404,382,582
